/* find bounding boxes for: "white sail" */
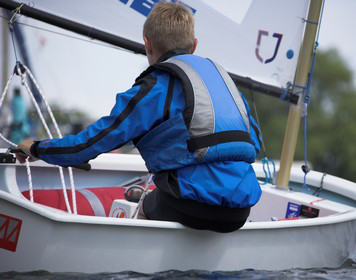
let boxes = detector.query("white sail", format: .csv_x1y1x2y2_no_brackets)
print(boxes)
12,0,309,88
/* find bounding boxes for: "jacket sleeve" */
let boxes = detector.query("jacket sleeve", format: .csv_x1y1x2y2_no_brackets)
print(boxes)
35,73,168,166
241,94,262,156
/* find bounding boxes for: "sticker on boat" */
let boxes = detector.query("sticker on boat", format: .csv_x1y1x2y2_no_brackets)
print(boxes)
0,214,22,252
109,200,137,218
285,202,301,218
112,207,127,218
300,205,320,218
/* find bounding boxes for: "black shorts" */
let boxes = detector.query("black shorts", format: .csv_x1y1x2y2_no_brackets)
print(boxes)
143,189,250,233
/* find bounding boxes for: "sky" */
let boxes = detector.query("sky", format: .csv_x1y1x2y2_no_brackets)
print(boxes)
1,0,355,120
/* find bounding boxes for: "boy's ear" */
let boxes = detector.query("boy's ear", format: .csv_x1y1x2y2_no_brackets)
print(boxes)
144,36,153,55
190,38,198,54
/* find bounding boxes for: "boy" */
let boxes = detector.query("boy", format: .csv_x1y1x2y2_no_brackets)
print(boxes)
17,2,261,232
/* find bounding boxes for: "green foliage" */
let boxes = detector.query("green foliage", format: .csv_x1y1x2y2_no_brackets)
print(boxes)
247,48,356,182
305,49,356,181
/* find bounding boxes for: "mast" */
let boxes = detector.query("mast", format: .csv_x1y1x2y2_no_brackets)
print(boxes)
276,0,323,188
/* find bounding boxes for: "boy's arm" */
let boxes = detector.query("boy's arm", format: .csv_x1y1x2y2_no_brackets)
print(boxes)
25,74,166,166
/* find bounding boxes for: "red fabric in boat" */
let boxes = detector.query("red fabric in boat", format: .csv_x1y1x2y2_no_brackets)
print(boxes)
22,187,126,216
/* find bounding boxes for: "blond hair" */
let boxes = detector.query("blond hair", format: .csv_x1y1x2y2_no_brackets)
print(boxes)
143,2,195,54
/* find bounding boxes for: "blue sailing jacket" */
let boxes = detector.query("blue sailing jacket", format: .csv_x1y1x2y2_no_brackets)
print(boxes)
135,55,260,172
35,52,262,208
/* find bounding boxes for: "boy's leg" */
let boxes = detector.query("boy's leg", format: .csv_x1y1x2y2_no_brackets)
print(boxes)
137,204,147,219
142,188,249,233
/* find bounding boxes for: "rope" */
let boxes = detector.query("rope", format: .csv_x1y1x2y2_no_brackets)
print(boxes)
18,64,76,214
280,82,307,102
25,158,34,202
1,63,77,213
0,68,35,201
249,90,267,158
262,157,275,185
312,173,327,197
8,3,25,62
23,65,77,214
0,73,17,147
132,174,153,219
9,27,19,62
249,89,275,185
0,14,133,53
9,3,24,24
301,0,325,190
0,72,14,109
0,132,16,147
280,82,293,101
2,13,78,214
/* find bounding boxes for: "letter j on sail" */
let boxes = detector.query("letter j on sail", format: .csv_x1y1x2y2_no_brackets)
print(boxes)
0,214,23,252
255,29,283,64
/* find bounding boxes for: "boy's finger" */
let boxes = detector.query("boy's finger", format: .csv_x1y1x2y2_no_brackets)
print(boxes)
15,154,26,164
28,157,38,162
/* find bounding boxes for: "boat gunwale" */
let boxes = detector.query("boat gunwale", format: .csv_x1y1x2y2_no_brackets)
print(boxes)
1,189,355,231
3,149,355,201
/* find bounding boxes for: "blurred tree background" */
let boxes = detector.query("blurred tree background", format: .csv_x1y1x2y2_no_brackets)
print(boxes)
28,103,93,139
246,48,356,182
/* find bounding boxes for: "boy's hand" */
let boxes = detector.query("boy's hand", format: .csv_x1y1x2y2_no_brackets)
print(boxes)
16,140,38,164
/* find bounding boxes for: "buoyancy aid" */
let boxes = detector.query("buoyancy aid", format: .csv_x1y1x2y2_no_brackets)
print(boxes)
135,54,259,173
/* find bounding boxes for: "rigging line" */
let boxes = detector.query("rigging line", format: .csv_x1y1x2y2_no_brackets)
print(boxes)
9,25,19,62
0,14,135,53
132,173,153,219
312,173,327,197
280,82,308,102
248,88,275,185
0,68,35,202
0,72,17,147
6,2,25,62
20,64,75,214
24,64,77,214
301,0,325,189
9,3,24,24
248,88,267,158
0,61,75,213
25,157,34,202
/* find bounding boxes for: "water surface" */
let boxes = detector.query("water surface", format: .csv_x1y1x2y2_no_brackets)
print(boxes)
2,258,355,280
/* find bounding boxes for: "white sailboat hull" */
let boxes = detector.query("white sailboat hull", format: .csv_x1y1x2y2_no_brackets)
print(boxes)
1,187,355,273
0,0,354,274
0,153,355,273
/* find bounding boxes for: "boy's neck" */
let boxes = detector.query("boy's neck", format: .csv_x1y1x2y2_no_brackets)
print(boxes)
156,49,190,63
